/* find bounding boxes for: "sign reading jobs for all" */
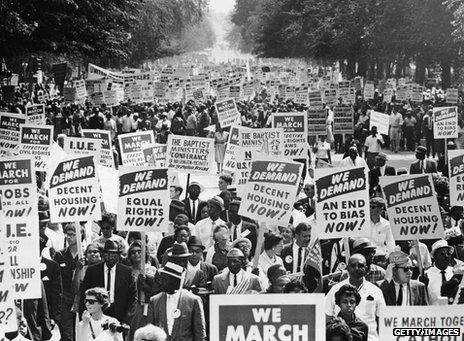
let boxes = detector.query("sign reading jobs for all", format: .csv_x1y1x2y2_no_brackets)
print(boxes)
48,155,102,223
238,159,302,225
433,106,458,139
82,129,115,168
210,294,325,341
118,131,154,166
165,135,214,174
215,98,241,128
0,112,26,156
0,157,41,299
380,174,444,240
379,305,464,341
315,166,371,239
117,167,170,232
272,112,308,159
449,149,464,206
17,124,53,171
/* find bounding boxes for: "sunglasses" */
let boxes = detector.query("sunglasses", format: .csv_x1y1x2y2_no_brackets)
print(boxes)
85,299,98,305
396,266,413,272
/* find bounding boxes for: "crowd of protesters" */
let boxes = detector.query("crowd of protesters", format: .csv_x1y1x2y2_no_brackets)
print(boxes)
2,65,464,341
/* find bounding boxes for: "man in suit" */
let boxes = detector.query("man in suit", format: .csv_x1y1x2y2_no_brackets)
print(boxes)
227,200,258,256
294,183,315,217
380,251,428,305
184,236,218,289
183,182,205,224
410,145,437,174
147,262,206,341
369,153,396,196
422,109,435,158
80,240,136,324
212,248,262,294
281,222,312,274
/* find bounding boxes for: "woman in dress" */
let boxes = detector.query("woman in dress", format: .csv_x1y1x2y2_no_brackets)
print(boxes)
212,122,229,174
258,233,284,275
76,287,123,341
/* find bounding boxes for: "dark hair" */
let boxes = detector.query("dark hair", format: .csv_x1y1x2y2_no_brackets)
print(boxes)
171,185,183,196
283,280,308,293
173,214,189,227
85,287,110,310
173,225,191,239
335,284,361,306
219,174,233,185
264,233,283,251
326,317,352,341
267,264,286,282
198,201,209,214
294,222,311,235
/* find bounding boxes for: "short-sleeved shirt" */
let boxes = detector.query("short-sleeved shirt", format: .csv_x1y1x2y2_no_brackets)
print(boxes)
364,135,384,153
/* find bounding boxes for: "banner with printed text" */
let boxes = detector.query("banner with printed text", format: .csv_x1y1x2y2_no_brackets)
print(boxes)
165,135,214,174
449,149,464,207
272,112,308,159
223,125,241,173
63,136,103,165
315,166,371,239
333,106,354,134
117,167,169,232
17,124,53,171
210,294,325,341
142,143,167,167
118,131,155,166
82,129,115,168
0,112,26,156
48,155,102,223
433,106,458,139
380,174,444,240
238,158,302,224
25,104,46,125
370,111,390,135
215,98,241,128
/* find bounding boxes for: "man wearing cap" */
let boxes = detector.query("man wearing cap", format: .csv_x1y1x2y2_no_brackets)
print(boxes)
80,240,136,324
146,262,206,341
369,197,395,266
369,153,396,196
380,251,428,305
227,200,258,256
410,146,437,174
389,108,403,153
424,240,455,305
212,248,262,294
194,196,226,249
184,236,218,289
183,182,205,224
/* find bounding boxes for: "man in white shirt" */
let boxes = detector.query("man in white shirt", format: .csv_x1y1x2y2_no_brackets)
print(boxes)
369,197,395,265
194,196,226,249
281,222,311,274
326,254,386,341
364,126,384,170
340,146,368,169
389,109,403,153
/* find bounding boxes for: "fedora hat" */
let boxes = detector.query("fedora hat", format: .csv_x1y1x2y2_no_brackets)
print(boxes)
159,262,185,279
188,181,204,193
168,242,192,258
430,240,454,258
103,240,121,253
352,238,376,254
187,236,205,250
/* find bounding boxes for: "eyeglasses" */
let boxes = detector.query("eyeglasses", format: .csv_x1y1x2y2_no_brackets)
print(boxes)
85,299,97,305
396,266,413,272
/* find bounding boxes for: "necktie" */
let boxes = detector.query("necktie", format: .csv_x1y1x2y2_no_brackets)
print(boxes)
297,247,303,272
420,161,424,173
441,270,447,284
192,200,196,223
397,284,403,306
233,225,237,241
107,267,112,298
233,274,237,287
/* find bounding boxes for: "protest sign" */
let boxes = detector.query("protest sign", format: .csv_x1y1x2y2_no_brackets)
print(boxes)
238,159,302,224
370,110,390,135
117,167,170,233
48,155,102,223
308,90,323,109
215,98,241,128
96,165,118,215
142,143,167,167
323,88,337,104
315,166,371,239
17,124,53,171
81,129,115,168
240,127,285,157
433,106,458,139
63,136,103,165
0,157,41,299
210,294,325,341
379,305,464,341
25,104,46,125
272,112,308,159
449,149,464,206
364,81,375,99
307,108,327,136
294,86,308,105
0,112,26,156
384,88,394,103
165,135,214,174
333,106,354,134
223,125,241,173
118,131,155,166
446,88,459,104
396,86,408,101
380,174,444,240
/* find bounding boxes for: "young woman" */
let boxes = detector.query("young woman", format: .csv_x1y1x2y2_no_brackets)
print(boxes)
334,284,368,341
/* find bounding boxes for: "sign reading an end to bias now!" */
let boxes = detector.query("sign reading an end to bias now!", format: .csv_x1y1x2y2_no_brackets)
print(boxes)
433,106,458,139
315,166,370,239
380,174,444,240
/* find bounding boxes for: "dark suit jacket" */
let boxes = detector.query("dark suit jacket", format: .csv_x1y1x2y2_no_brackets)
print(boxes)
227,220,258,256
380,279,428,306
157,235,175,264
80,262,136,324
183,198,205,224
147,289,206,341
294,197,315,217
410,159,438,174
369,165,396,194
40,257,62,321
212,270,262,294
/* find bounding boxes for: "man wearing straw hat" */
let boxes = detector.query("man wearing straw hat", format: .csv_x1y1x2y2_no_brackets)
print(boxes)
147,262,206,341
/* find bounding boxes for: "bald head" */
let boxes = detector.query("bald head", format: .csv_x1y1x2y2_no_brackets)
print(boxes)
347,253,367,281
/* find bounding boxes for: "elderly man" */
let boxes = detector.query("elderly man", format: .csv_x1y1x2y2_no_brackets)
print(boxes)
194,196,226,249
281,222,312,274
326,254,386,341
212,248,262,294
204,224,230,272
340,146,368,169
380,251,428,305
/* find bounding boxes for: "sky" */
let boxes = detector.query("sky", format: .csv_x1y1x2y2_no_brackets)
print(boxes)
209,0,235,14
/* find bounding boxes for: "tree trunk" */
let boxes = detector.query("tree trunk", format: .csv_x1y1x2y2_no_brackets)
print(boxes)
376,60,384,80
358,58,368,77
415,57,426,85
441,60,451,89
347,58,356,79
385,61,392,78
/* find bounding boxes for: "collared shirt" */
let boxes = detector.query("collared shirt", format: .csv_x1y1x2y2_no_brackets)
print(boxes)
194,217,226,249
229,269,244,287
184,261,202,288
258,251,283,275
292,242,306,274
425,266,453,305
340,264,385,284
230,221,243,241
379,165,386,176
369,217,395,256
389,112,403,127
326,278,386,341
103,263,116,303
393,280,409,306
340,156,368,169
364,135,384,153
166,291,180,336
